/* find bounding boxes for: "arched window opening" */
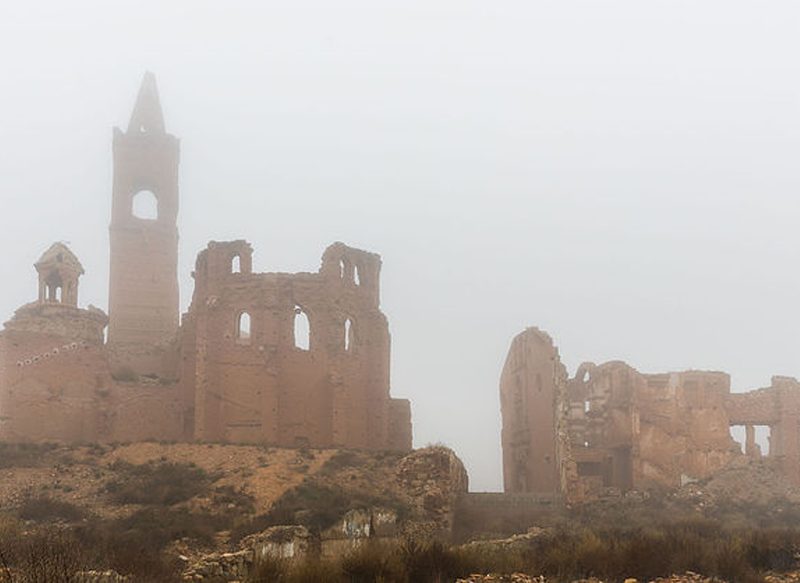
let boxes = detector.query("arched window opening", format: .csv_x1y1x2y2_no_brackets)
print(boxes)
54,286,63,303
231,255,241,274
339,259,346,279
293,306,310,351
132,190,159,220
344,318,354,352
236,311,252,345
354,265,362,286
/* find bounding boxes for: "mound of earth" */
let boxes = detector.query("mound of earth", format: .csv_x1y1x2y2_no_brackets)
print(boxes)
0,442,467,554
676,457,800,508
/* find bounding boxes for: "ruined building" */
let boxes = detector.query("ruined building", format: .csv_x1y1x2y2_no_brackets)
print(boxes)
500,327,800,501
0,74,412,451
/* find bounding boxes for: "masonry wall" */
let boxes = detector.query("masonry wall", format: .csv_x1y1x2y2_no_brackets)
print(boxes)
500,328,567,494
181,240,410,450
107,74,180,377
0,316,184,443
501,326,800,499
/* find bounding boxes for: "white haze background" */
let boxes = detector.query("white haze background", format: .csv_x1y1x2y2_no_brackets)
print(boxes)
1,1,799,490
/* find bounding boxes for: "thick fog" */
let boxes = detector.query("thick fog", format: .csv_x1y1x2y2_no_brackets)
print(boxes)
1,2,799,491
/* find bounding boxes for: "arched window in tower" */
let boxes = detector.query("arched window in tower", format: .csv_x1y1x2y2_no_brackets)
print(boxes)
132,190,159,220
354,265,362,286
231,254,241,274
236,311,252,345
293,306,310,351
344,318,354,352
339,259,346,279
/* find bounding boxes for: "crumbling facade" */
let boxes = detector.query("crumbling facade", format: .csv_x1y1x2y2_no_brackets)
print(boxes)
0,74,412,451
500,327,800,501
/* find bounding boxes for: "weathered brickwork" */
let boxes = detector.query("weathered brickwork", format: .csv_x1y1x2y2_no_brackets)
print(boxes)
0,74,412,451
501,327,800,501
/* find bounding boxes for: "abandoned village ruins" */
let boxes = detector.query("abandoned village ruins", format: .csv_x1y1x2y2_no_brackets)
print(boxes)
500,326,800,502
2,72,796,510
0,73,412,451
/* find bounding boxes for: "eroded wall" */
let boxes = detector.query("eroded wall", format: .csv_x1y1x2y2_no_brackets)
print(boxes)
501,326,800,499
181,240,410,450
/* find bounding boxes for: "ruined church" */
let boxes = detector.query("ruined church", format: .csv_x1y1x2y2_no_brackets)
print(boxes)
0,74,412,451
500,327,800,501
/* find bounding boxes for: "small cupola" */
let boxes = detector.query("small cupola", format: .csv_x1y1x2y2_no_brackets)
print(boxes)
34,243,84,306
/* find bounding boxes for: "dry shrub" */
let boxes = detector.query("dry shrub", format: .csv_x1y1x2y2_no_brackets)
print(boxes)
105,460,213,506
17,496,88,523
340,540,404,582
0,443,57,469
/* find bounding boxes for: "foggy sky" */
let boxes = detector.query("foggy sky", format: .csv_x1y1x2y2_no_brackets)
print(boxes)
1,1,799,491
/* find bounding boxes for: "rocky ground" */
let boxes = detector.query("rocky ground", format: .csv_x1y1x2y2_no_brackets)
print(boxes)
458,573,800,583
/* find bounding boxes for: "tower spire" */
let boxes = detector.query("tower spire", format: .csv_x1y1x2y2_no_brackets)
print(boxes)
127,71,165,134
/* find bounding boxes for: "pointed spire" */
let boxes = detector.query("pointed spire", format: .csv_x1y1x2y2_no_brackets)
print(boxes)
127,71,166,134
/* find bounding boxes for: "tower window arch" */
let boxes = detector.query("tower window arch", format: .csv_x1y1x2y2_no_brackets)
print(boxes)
132,190,159,220
236,311,252,345
231,254,242,274
293,306,310,351
354,265,362,286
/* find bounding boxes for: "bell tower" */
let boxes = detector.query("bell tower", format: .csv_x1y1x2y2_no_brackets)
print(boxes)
108,72,180,374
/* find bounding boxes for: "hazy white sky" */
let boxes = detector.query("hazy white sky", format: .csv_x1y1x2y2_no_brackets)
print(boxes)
1,1,799,491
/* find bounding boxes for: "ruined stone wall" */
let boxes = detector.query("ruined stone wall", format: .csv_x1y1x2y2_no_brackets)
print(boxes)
726,377,800,485
0,323,184,443
388,398,413,451
0,302,109,441
499,328,568,494
181,240,410,450
637,370,738,487
501,325,800,498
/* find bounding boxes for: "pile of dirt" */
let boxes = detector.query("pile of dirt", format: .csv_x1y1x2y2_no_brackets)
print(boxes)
677,457,800,508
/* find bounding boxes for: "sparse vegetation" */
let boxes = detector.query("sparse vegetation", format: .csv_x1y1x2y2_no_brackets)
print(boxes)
104,460,215,505
232,480,410,541
17,495,87,523
0,443,58,468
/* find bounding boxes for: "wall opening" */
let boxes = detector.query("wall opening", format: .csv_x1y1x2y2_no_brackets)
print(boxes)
344,318,354,352
339,259,346,279
236,311,252,345
293,306,310,351
755,425,772,456
45,274,63,302
729,425,771,456
354,265,362,286
730,425,745,454
231,255,241,274
132,190,159,220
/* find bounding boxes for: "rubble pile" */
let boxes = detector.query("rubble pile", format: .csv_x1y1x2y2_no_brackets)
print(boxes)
180,549,253,581
676,457,800,508
73,571,131,583
458,574,726,583
456,576,544,583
